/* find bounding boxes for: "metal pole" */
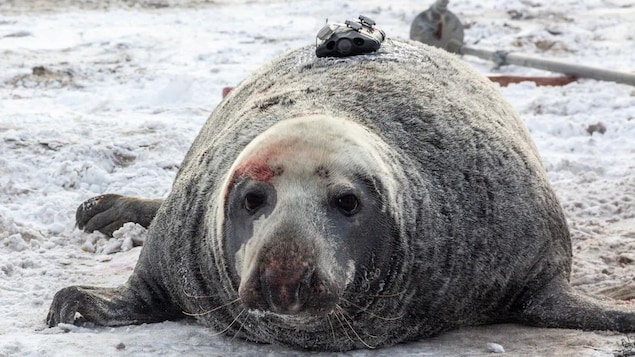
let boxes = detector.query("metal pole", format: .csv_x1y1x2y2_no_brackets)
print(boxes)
460,46,635,86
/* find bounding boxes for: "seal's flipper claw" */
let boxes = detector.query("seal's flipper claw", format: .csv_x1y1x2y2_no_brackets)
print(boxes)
75,194,163,237
517,279,635,332
47,284,181,327
76,194,121,231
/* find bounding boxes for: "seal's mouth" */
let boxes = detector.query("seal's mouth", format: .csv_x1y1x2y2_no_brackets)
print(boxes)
246,308,329,323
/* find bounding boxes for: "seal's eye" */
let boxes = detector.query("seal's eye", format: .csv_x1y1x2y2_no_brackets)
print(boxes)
244,192,266,213
336,194,360,216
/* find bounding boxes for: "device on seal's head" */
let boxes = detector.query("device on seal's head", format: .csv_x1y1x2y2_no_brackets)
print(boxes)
316,15,385,58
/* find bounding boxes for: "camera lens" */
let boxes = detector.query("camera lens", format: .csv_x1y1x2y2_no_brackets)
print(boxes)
336,38,353,54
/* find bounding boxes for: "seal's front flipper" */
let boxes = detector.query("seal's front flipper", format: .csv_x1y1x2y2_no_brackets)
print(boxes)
517,278,635,332
76,194,164,237
47,284,181,327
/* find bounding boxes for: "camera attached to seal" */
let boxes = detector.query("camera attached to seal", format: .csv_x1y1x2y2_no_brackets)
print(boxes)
316,15,385,58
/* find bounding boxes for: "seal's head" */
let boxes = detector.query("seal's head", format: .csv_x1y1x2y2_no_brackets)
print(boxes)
221,115,402,321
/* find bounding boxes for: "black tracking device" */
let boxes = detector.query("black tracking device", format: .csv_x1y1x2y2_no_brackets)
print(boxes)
316,15,385,58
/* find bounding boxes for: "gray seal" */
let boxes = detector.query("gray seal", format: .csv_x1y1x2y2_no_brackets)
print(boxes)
47,38,635,351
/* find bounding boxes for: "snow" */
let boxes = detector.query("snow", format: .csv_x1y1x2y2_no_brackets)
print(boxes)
0,0,634,356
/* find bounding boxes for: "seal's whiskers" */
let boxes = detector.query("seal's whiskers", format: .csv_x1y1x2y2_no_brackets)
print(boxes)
208,308,246,337
336,305,378,339
326,314,336,344
231,312,249,341
182,288,224,299
182,297,241,317
335,305,376,349
331,309,355,346
343,288,407,299
370,290,408,298
339,297,405,321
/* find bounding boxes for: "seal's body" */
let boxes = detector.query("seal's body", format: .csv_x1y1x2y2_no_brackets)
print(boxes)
48,39,635,351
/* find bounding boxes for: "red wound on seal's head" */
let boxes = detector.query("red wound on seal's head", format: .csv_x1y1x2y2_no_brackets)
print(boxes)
235,162,275,182
226,138,296,195
226,161,285,195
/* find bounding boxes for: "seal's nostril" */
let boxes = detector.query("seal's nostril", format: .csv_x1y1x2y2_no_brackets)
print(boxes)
296,266,315,306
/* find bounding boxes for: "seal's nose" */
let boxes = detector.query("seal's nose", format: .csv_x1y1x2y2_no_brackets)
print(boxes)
238,235,340,315
260,259,315,314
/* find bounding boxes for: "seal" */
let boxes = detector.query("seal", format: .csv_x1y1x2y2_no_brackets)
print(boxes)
47,38,635,351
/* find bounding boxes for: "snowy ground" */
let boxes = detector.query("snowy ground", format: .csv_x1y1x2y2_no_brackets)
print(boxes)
1,0,634,356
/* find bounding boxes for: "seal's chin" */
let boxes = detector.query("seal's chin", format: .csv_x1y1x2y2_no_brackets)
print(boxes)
246,308,334,323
